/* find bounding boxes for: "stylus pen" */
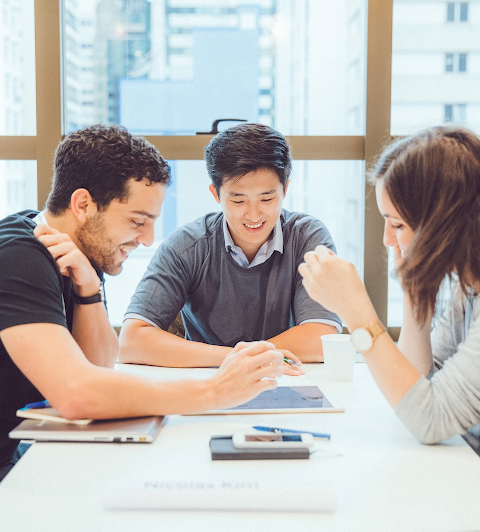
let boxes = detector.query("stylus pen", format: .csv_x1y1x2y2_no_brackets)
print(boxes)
253,425,331,441
283,356,300,366
20,400,51,410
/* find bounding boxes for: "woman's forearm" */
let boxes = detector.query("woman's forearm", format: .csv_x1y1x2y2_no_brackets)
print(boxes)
397,293,434,376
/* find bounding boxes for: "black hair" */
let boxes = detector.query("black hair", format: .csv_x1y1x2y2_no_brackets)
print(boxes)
46,124,171,214
204,123,292,193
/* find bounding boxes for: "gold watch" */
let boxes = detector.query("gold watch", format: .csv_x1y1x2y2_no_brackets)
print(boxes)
351,321,386,352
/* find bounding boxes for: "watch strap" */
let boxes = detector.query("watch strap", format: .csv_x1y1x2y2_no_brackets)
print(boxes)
351,320,386,352
72,283,104,305
367,320,386,341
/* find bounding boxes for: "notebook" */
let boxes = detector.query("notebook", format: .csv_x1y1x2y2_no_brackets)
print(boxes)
9,416,164,443
194,385,344,415
16,406,93,425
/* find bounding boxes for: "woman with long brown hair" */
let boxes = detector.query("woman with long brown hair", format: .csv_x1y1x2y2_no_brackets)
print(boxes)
299,125,480,443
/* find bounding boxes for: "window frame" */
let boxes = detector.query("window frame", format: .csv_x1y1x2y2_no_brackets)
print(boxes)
0,0,397,338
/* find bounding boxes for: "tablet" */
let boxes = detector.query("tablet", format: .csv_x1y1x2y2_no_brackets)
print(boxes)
194,385,343,415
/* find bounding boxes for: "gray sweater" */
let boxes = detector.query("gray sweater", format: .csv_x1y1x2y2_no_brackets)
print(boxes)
395,278,480,443
125,210,340,346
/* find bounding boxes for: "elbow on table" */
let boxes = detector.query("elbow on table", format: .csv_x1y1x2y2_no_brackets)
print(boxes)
50,376,101,421
413,432,441,445
117,342,138,364
406,418,462,446
118,319,151,364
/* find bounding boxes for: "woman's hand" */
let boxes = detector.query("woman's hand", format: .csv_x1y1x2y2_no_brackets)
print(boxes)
298,245,376,330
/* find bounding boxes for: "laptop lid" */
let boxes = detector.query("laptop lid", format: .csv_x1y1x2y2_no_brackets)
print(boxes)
9,416,164,443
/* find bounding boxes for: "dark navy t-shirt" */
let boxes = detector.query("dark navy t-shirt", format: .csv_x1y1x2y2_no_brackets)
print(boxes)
0,210,73,465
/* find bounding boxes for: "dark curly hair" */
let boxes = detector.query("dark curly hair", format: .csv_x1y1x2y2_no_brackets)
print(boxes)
46,124,171,214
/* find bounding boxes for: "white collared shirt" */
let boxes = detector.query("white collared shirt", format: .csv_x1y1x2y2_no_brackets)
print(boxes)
32,211,48,226
223,217,283,269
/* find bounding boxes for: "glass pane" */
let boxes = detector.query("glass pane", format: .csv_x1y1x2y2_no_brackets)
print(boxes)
0,0,36,135
446,2,455,21
445,53,454,72
62,0,366,136
391,0,480,136
0,161,37,218
284,160,365,276
105,159,364,326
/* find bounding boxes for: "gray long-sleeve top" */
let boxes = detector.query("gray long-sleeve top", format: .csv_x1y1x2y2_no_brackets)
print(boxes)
395,279,480,444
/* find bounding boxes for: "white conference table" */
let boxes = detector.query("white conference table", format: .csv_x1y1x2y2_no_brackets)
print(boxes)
1,362,480,532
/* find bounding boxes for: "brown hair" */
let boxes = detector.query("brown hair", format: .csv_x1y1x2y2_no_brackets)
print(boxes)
47,125,171,214
368,126,480,325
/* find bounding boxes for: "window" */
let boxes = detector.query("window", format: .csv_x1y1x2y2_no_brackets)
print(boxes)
0,0,36,135
446,2,469,22
444,103,467,123
392,2,479,136
62,0,367,136
0,161,37,218
59,0,368,325
445,52,467,72
389,0,479,324
105,159,365,325
3,1,426,336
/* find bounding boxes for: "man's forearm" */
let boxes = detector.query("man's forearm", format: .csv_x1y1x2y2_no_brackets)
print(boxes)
65,341,283,419
72,303,119,368
269,322,338,362
61,367,220,419
2,323,282,422
119,319,230,367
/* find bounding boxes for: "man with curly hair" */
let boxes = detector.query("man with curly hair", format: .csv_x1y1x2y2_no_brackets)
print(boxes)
0,125,283,481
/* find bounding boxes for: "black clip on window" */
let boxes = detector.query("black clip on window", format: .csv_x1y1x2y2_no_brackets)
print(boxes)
196,118,247,135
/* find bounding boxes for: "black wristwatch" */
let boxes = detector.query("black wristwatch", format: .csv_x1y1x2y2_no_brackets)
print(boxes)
72,283,105,305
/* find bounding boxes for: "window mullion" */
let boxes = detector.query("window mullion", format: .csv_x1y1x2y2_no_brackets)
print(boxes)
34,0,62,210
364,0,393,327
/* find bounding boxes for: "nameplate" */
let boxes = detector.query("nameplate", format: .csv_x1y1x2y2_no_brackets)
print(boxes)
104,479,335,512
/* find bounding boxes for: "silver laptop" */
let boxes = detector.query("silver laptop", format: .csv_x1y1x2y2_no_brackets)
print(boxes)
9,416,164,443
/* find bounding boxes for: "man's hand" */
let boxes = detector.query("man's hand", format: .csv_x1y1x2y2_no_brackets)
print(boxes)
278,349,305,376
209,341,284,409
34,223,100,297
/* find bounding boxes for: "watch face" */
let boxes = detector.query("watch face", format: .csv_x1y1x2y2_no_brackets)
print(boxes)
351,328,373,352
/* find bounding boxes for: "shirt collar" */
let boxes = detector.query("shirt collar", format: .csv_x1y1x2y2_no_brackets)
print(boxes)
222,216,283,268
32,210,48,226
